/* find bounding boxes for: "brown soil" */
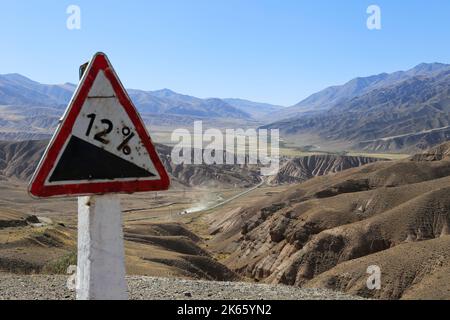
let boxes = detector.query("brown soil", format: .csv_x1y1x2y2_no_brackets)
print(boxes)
205,142,450,299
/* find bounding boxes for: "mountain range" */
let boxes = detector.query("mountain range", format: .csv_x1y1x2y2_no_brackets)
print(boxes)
0,73,281,120
0,73,284,141
0,139,381,190
264,62,450,152
2,62,450,152
271,62,450,118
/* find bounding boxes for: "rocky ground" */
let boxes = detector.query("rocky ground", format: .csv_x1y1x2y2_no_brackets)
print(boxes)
0,274,362,300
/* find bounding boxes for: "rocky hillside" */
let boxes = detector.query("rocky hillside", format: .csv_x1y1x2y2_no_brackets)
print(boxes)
265,63,450,152
0,140,261,188
270,62,450,119
410,141,450,161
0,209,238,281
267,155,382,185
355,126,450,153
0,140,48,181
206,141,450,299
0,140,380,188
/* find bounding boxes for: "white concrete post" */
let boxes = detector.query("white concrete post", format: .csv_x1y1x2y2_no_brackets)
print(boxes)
76,195,128,300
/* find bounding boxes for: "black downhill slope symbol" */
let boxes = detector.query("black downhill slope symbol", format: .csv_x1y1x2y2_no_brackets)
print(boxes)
49,136,155,182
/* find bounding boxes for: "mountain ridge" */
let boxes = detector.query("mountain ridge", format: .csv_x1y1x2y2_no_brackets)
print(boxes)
0,73,279,120
206,141,450,299
0,139,383,189
264,62,450,152
269,62,450,120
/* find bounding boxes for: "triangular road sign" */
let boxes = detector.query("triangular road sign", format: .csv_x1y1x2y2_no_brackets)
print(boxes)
29,52,170,197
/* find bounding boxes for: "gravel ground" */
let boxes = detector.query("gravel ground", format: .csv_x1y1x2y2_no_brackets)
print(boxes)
0,274,362,300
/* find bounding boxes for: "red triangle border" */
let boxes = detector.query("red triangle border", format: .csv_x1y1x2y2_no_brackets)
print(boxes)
28,52,170,198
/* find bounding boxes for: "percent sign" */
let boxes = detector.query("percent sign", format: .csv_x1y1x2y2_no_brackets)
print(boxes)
117,127,135,155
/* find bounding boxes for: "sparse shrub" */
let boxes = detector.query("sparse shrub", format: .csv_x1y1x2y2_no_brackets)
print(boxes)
42,251,77,274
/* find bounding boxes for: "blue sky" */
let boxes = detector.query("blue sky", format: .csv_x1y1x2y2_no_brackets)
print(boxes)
1,0,450,106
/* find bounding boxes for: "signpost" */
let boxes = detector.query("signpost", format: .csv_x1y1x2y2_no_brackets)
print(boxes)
29,52,170,300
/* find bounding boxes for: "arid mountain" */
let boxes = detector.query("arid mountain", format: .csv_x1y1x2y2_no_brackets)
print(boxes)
207,141,450,299
267,155,382,185
128,88,251,119
0,139,383,189
154,143,261,188
0,74,287,141
355,126,450,153
410,141,450,161
0,140,262,188
0,73,285,121
0,73,75,108
265,63,450,152
269,62,450,119
223,99,283,119
0,74,286,130
0,105,60,141
0,140,48,181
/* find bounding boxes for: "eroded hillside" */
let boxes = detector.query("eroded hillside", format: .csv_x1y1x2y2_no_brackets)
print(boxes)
206,142,450,299
0,208,238,281
0,139,381,189
267,155,382,185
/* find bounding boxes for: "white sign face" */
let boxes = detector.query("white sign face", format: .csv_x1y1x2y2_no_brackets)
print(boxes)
73,71,156,171
46,71,160,186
